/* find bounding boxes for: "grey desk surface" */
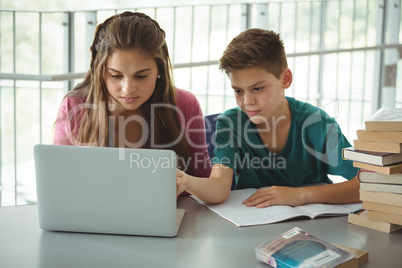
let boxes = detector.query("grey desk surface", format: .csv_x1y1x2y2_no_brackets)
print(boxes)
0,197,401,268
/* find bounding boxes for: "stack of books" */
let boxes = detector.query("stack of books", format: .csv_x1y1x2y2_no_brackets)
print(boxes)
343,107,402,233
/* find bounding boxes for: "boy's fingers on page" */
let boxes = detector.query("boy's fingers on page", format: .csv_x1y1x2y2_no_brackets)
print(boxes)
256,200,276,208
243,186,304,207
245,197,276,208
242,190,261,204
243,188,275,207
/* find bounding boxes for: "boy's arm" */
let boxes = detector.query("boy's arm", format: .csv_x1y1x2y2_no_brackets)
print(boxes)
243,177,360,208
176,164,234,204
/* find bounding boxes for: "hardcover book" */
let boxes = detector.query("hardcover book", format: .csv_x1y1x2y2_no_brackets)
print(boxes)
348,209,402,233
255,227,358,268
353,140,402,154
343,147,402,166
358,170,402,184
364,108,402,132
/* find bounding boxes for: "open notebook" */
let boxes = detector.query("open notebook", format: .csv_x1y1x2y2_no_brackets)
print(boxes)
192,188,362,227
34,144,184,237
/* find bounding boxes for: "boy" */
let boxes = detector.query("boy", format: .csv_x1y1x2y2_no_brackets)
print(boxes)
176,28,360,208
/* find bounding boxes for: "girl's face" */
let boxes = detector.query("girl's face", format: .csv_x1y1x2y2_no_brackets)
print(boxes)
104,49,159,114
229,67,292,125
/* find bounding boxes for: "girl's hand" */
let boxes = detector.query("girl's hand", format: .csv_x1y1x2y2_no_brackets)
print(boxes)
176,169,187,198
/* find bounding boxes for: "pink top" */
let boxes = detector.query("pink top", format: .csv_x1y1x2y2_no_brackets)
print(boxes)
54,88,211,178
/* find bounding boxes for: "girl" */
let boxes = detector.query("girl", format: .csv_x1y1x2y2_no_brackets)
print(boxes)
54,11,211,180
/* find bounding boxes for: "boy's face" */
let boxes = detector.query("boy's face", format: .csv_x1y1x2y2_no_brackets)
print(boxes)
229,67,292,125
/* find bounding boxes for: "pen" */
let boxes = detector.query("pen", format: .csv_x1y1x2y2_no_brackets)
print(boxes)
350,208,365,214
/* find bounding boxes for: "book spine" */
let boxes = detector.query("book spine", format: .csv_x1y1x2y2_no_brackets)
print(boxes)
353,140,402,153
359,190,402,206
347,212,396,233
353,162,392,175
367,211,402,225
357,130,402,143
353,161,402,175
362,201,402,215
365,121,402,132
359,182,402,194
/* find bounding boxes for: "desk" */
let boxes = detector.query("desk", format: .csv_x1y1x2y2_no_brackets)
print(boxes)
0,197,401,268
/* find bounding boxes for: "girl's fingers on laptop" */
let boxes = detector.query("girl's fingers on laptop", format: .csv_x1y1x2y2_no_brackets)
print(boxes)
176,169,184,178
176,169,186,198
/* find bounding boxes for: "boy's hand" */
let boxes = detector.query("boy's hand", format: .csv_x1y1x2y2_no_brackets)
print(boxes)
176,169,187,198
242,186,305,208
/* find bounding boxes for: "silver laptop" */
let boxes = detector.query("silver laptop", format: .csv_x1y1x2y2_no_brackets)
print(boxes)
33,144,185,237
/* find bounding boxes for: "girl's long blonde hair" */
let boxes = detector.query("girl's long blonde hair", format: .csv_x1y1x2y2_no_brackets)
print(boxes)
61,11,189,169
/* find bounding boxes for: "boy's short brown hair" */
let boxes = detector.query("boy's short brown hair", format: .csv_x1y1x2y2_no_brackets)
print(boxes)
219,28,288,79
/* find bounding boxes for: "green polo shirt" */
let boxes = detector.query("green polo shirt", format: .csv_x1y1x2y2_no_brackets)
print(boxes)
212,97,358,189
